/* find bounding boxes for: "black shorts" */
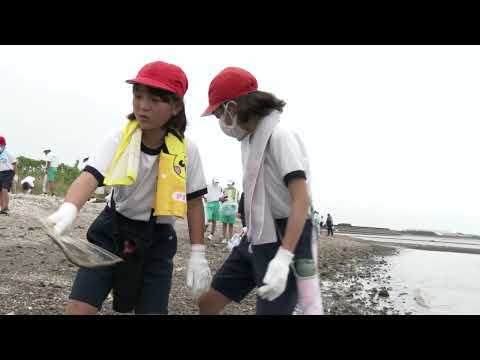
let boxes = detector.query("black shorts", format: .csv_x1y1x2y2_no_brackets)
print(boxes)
69,207,177,314
0,170,15,191
211,219,313,315
22,182,33,190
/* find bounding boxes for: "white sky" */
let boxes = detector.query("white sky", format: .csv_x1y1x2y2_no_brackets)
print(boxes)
1,45,479,234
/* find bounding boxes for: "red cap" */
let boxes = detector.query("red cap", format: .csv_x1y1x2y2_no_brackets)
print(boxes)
126,61,188,98
201,67,258,116
0,136,5,146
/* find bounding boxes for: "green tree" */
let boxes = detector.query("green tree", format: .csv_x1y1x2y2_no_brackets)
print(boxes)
15,156,81,195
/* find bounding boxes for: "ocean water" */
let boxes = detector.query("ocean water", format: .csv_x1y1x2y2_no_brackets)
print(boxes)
386,248,480,315
341,233,480,253
341,232,480,314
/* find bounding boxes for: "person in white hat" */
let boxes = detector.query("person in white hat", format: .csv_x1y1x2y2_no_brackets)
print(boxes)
219,179,239,243
43,149,60,196
21,176,36,194
204,177,225,241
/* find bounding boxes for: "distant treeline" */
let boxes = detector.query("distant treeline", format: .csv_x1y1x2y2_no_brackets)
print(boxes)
15,156,80,195
402,230,439,237
336,223,480,239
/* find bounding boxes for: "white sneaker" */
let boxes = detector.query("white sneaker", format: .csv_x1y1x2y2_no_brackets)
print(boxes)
207,234,214,241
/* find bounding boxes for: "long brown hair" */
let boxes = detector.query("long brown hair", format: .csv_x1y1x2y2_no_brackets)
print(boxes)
233,91,286,124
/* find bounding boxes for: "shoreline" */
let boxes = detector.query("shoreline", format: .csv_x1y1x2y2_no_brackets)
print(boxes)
339,233,480,255
1,195,403,315
317,234,401,314
335,225,480,240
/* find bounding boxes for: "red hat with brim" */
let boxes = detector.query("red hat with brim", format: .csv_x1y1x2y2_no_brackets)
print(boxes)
126,61,188,98
0,136,5,146
201,67,258,117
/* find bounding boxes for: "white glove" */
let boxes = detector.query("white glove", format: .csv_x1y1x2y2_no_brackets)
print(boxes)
186,244,212,298
258,247,294,301
47,202,78,236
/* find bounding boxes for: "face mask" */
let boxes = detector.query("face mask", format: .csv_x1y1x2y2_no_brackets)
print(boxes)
218,102,249,141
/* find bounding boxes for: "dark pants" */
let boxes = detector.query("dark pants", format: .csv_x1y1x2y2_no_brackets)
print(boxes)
22,182,33,191
211,219,313,315
69,207,177,314
0,170,14,191
327,226,334,236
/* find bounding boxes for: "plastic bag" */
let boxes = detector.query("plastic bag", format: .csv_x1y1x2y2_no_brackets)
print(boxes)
220,201,238,217
36,213,123,268
227,233,242,252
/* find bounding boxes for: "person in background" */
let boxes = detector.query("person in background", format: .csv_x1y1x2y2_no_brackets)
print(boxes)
43,149,59,196
219,179,239,243
205,178,225,241
312,211,324,235
313,211,321,228
21,176,36,194
326,213,334,237
0,136,17,215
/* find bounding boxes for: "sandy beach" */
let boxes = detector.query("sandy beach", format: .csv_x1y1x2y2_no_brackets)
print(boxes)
0,194,401,315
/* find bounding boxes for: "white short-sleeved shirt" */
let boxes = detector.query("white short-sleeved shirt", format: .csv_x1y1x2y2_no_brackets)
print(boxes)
242,121,312,219
206,183,223,202
46,153,60,168
0,150,17,172
85,127,207,224
21,176,35,187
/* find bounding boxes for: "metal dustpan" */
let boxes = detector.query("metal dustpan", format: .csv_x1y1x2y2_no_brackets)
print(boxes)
36,215,123,268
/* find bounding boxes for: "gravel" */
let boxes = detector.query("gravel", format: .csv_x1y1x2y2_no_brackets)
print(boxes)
0,194,399,315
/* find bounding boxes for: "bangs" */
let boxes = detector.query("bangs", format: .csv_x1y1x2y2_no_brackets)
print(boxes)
132,84,178,102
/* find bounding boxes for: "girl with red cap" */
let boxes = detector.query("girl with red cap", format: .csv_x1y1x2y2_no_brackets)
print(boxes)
46,61,212,315
198,67,323,315
0,136,17,215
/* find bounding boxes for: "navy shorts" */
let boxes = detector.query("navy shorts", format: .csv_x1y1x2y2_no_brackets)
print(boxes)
69,207,177,314
211,219,313,315
0,170,15,191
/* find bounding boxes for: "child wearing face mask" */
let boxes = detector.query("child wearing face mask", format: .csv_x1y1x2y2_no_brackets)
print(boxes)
0,136,17,215
45,61,212,315
197,67,323,315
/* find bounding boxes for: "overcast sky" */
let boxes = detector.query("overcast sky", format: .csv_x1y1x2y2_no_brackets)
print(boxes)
1,45,479,234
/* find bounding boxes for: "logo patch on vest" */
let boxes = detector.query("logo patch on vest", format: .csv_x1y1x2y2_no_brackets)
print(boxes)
172,192,186,202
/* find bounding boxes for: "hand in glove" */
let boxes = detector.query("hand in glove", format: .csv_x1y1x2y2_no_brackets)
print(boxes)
186,244,212,297
257,247,294,301
47,202,78,236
